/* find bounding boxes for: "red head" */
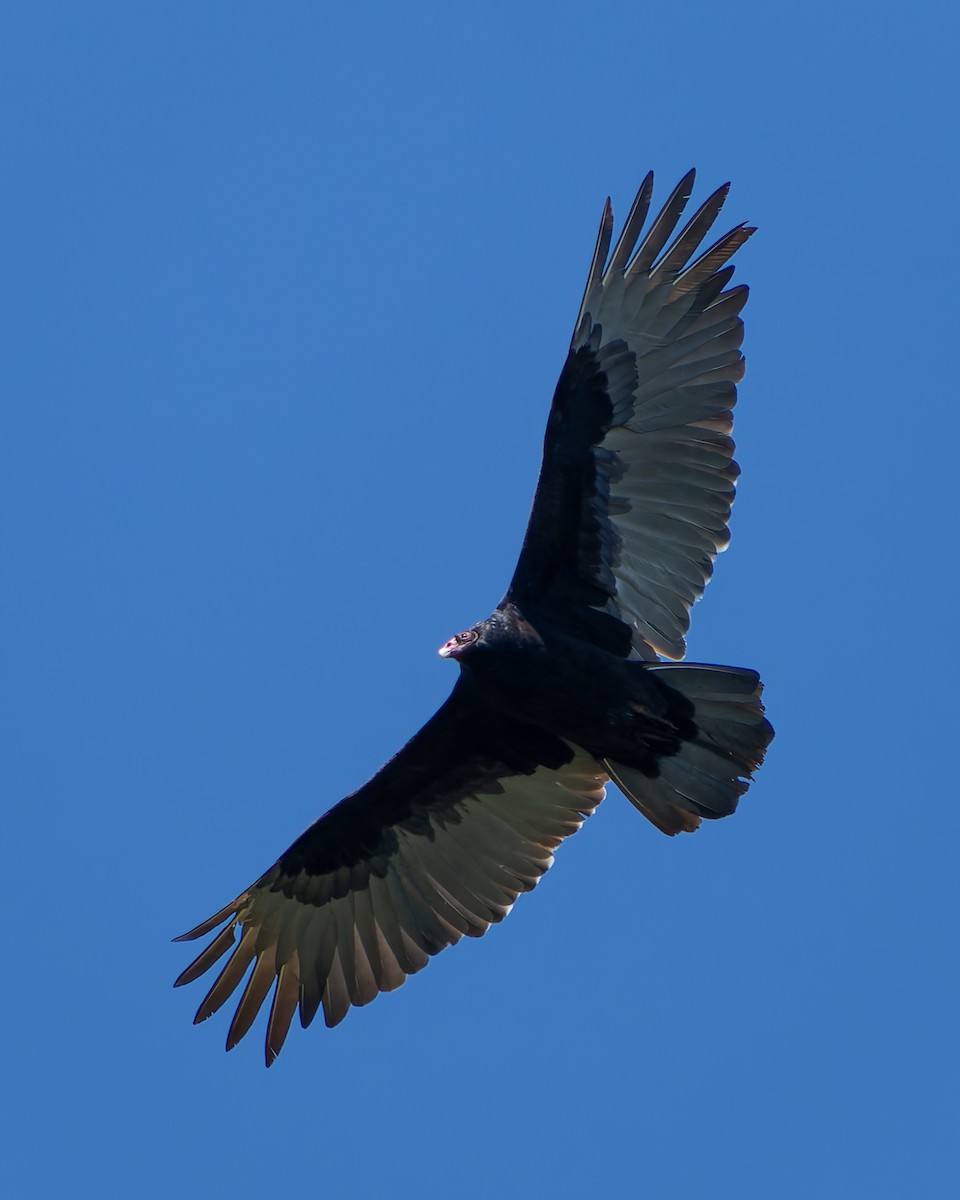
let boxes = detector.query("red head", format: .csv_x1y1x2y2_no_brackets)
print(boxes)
438,628,480,660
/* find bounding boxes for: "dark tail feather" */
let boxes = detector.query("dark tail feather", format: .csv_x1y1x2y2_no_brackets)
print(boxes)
604,663,773,836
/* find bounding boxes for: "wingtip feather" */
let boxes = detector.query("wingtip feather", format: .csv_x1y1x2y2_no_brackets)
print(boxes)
173,899,242,942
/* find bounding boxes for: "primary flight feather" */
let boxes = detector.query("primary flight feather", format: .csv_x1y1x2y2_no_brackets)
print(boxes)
175,169,774,1065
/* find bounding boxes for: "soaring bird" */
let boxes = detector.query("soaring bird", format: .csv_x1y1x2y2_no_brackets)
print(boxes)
174,169,774,1065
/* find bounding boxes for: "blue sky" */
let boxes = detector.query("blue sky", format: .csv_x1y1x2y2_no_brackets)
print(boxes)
5,2,958,1196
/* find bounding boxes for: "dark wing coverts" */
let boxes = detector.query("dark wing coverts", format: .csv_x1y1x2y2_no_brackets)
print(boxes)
508,170,754,660
175,683,605,1064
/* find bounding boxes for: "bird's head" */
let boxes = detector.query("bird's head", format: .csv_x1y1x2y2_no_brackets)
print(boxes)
438,627,481,660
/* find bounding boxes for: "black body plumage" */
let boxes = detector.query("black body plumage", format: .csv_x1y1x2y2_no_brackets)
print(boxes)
174,170,774,1065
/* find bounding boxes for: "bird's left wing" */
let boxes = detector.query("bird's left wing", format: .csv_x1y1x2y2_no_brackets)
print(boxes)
174,682,606,1064
506,170,754,660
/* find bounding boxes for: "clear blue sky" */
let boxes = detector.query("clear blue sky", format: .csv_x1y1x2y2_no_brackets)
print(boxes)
5,3,957,1197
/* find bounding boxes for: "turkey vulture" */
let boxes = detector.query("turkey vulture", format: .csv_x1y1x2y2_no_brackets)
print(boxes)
174,169,774,1065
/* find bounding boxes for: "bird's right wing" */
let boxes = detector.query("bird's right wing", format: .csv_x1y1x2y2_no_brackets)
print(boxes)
174,681,606,1064
506,171,753,661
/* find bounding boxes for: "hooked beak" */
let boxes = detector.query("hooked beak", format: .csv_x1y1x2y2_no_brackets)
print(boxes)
438,638,458,659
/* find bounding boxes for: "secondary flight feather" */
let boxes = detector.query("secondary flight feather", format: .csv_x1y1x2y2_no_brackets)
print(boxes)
175,169,774,1065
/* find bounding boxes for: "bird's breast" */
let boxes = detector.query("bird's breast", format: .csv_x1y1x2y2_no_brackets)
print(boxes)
461,625,634,750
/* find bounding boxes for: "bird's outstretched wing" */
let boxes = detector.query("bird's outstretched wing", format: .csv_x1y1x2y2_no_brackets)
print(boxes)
506,170,754,660
174,682,606,1064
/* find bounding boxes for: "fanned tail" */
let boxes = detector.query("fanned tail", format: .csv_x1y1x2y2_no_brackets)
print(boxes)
605,663,773,835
